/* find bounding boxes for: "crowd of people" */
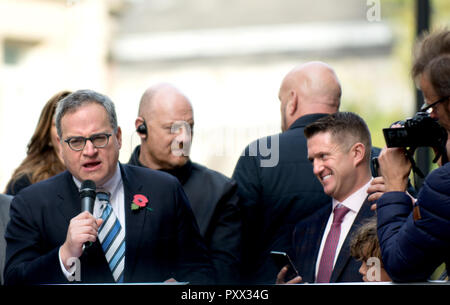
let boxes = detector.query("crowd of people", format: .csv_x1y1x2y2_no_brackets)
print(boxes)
0,28,449,285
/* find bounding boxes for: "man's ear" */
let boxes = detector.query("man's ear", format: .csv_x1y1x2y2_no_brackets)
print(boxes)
287,90,298,116
115,126,122,149
352,142,366,167
135,117,147,140
56,135,65,163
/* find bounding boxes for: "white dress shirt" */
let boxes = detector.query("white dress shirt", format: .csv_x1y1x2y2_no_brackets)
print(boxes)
315,178,372,279
59,163,125,279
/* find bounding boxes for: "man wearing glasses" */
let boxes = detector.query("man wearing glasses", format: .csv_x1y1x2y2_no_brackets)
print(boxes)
4,89,213,284
376,29,450,282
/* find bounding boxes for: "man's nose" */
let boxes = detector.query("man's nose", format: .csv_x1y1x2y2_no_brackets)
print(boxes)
175,127,191,145
312,160,323,176
429,109,438,120
82,139,98,156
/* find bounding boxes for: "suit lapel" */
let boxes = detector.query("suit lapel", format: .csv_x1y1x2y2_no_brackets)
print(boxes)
296,205,331,283
309,208,331,282
330,196,374,282
121,165,147,280
56,171,82,225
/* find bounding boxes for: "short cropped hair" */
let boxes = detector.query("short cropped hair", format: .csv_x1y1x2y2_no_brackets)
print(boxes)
412,28,450,97
349,216,382,264
55,89,118,138
304,111,372,163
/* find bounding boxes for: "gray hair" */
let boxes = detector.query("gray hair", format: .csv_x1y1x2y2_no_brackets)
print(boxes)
55,89,118,138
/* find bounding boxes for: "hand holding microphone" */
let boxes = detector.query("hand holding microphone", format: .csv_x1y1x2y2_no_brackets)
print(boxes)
60,180,98,259
60,180,103,270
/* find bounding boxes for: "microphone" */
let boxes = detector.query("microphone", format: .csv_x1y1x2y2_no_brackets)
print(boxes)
80,180,96,250
80,180,96,214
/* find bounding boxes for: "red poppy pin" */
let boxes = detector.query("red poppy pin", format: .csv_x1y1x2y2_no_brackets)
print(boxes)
131,194,152,211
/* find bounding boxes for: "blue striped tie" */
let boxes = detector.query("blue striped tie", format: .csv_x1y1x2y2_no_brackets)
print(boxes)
97,192,125,283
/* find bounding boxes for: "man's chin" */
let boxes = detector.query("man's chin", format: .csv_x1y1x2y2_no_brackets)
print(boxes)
173,156,189,167
77,172,108,187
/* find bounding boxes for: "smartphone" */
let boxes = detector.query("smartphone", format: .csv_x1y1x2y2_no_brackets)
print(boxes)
371,157,380,177
270,251,299,281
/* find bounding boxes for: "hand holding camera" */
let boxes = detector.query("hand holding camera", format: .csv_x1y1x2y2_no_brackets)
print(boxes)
382,112,448,177
374,111,448,193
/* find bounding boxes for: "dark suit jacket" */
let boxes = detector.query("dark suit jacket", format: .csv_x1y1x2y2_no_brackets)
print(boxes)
291,197,375,283
0,194,12,285
4,164,213,285
129,146,242,284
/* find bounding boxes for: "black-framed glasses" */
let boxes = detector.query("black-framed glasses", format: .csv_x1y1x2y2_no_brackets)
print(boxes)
64,133,112,151
421,96,449,114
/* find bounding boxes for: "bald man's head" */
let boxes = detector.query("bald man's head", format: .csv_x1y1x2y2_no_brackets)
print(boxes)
279,61,341,131
136,83,194,170
138,83,192,119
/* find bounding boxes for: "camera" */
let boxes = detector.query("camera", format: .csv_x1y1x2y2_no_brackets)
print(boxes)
381,111,448,178
383,112,447,149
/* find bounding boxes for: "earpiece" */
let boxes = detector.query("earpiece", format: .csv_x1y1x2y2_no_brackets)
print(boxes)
136,120,148,137
137,123,147,135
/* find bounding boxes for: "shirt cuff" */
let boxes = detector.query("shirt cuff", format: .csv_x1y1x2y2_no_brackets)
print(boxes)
58,247,79,281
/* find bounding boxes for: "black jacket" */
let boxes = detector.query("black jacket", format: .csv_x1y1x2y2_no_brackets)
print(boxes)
377,162,450,282
129,146,242,284
232,114,331,283
5,174,32,196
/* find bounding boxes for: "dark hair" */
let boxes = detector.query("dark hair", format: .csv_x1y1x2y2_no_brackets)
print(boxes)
304,111,372,163
5,90,70,190
55,89,118,138
426,54,450,98
412,28,450,97
349,216,382,264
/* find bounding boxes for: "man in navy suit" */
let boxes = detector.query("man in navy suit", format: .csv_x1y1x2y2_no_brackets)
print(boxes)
276,112,375,283
4,89,213,285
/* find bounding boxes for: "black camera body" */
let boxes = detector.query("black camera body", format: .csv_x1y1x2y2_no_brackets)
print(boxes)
383,112,447,149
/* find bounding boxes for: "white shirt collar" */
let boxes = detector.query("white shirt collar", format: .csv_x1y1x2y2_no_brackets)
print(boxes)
72,163,122,196
332,177,373,213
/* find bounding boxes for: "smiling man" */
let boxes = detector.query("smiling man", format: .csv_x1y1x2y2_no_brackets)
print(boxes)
4,89,213,285
276,112,376,284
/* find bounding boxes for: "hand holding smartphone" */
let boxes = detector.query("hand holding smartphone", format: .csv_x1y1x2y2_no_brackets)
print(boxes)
270,251,300,282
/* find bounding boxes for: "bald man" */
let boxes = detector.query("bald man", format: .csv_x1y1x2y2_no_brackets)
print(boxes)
129,83,242,284
278,62,342,132
232,62,344,284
